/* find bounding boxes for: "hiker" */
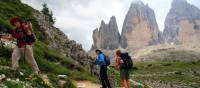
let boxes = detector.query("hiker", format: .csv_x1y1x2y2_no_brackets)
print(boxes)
115,50,131,88
95,49,112,88
9,17,40,74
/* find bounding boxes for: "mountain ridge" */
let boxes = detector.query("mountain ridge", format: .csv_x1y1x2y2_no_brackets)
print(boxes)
91,0,200,51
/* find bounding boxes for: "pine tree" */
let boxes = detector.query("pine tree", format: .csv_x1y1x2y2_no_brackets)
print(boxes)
41,3,55,24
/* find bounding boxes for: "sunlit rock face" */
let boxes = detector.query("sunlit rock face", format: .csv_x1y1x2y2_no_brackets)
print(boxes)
163,0,200,44
120,1,160,50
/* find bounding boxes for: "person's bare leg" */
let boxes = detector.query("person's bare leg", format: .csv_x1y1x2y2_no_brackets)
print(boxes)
120,80,124,87
123,80,128,88
127,80,131,88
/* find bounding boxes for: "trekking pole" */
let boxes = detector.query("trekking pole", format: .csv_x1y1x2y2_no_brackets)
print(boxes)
23,44,26,67
23,34,27,67
0,37,3,48
0,33,5,48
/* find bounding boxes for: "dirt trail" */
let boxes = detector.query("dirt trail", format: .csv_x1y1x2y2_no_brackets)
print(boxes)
75,81,101,88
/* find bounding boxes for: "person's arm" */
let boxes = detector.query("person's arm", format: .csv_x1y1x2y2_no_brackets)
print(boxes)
27,23,34,36
95,56,98,65
95,55,100,65
11,30,25,39
115,57,120,69
95,54,104,65
29,22,33,30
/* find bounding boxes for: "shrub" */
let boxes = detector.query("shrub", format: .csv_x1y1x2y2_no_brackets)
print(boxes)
0,47,12,66
132,66,139,70
174,71,183,75
163,63,172,66
147,64,153,67
63,78,76,88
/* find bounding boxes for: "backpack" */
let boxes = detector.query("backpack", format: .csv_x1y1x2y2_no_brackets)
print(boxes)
104,54,110,66
30,33,36,42
120,53,133,69
25,33,36,43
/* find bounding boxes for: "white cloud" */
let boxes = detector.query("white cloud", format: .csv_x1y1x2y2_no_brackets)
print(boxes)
21,0,200,51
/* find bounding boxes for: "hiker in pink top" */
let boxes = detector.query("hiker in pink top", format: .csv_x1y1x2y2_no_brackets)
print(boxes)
115,50,131,88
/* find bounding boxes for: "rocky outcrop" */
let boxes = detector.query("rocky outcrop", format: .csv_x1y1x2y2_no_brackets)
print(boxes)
32,10,94,72
121,0,160,50
92,16,120,50
134,44,200,62
163,0,200,44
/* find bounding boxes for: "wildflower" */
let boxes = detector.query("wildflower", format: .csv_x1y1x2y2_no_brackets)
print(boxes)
6,78,11,81
43,79,50,85
57,75,66,78
2,74,6,78
19,72,24,76
16,78,19,82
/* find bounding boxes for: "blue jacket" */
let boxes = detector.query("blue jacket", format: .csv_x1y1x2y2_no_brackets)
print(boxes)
95,53,106,67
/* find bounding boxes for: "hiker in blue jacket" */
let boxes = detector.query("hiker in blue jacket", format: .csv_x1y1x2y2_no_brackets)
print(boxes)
95,49,111,88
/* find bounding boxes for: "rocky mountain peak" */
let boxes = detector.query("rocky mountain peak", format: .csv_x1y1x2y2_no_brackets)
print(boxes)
109,16,119,32
129,0,145,13
120,0,160,50
132,0,144,5
91,16,120,50
172,0,187,7
93,28,98,33
100,20,106,25
109,16,116,23
163,0,200,44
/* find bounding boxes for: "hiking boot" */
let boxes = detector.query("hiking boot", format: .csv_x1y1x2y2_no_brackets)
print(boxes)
33,70,41,75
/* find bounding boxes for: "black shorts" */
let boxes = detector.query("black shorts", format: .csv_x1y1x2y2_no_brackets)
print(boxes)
120,68,130,80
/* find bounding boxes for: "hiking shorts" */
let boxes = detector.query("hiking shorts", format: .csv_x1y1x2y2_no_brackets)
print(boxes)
120,68,130,80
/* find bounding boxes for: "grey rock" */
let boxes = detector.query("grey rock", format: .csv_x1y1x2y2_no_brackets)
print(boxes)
163,0,200,43
32,10,95,73
121,1,160,49
92,16,120,50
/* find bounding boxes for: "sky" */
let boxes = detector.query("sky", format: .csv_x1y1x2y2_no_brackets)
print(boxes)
21,0,200,51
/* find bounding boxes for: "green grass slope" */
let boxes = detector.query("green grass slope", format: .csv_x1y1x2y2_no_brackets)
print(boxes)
0,41,98,88
0,0,98,87
133,61,200,88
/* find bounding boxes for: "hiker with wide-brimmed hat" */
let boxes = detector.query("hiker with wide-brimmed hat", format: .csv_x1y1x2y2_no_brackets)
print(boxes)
9,17,40,74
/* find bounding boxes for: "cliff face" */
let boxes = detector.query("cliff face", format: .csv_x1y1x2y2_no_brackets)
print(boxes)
32,10,95,71
163,0,200,44
92,16,120,50
121,0,160,50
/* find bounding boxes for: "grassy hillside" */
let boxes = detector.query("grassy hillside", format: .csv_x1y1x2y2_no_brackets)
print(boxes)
131,45,200,88
0,41,98,87
133,61,200,88
0,0,98,87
